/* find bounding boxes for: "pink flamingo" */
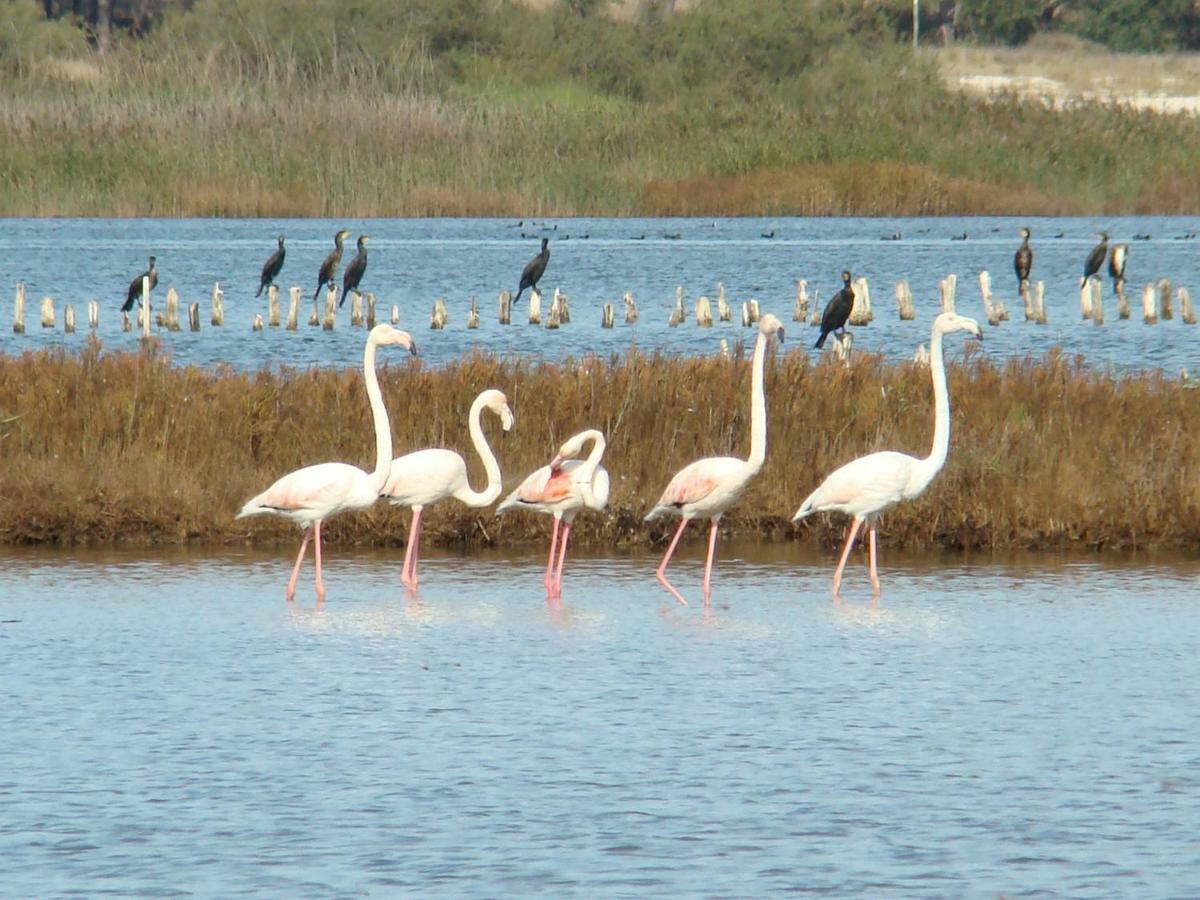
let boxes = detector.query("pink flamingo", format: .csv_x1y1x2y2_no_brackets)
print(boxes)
496,429,609,599
793,311,983,597
237,324,417,602
381,389,515,589
646,313,785,605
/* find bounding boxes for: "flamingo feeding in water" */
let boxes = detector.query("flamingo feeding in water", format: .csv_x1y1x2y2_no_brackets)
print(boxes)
645,312,785,605
497,429,609,599
381,389,515,589
793,311,982,597
236,324,417,602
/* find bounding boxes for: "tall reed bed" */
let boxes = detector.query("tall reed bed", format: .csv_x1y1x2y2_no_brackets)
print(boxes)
1,341,1196,551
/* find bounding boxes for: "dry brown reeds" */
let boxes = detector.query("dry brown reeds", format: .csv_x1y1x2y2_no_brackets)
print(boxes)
0,341,1197,553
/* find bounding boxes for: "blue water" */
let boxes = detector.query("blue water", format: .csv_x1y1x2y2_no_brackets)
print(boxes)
2,216,1199,373
3,543,1199,897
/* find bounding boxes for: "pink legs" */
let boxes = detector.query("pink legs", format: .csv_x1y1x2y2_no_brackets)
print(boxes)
401,506,424,589
867,523,881,596
544,516,562,595
549,522,572,600
654,516,692,606
830,517,864,597
286,520,326,603
700,518,720,604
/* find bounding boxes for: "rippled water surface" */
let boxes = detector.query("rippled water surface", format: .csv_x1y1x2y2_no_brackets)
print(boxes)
3,215,1199,373
3,544,1198,897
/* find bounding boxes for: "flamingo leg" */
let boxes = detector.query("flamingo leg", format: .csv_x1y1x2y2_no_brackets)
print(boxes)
402,507,423,589
286,525,313,603
551,522,572,599
831,517,864,597
654,516,691,606
700,517,721,605
544,516,561,594
313,520,326,603
867,522,881,595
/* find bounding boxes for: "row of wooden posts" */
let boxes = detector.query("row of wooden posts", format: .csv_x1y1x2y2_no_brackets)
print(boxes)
11,272,1196,338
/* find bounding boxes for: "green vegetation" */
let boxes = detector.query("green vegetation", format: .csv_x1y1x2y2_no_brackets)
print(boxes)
2,0,1198,217
1,341,1197,551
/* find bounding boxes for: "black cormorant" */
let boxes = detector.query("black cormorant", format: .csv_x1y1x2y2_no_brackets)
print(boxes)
314,229,351,303
814,271,855,350
256,235,286,298
339,235,369,307
122,256,158,312
1014,227,1032,291
514,237,550,303
1082,232,1108,286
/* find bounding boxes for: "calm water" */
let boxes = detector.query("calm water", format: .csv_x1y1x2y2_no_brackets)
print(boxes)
2,216,1199,373
3,542,1199,897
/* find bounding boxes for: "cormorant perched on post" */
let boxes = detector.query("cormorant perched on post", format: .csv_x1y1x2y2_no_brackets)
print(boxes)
314,229,351,303
1014,227,1032,291
514,237,550,303
256,235,286,298
1108,243,1128,292
814,270,855,350
339,235,369,307
122,256,158,312
1081,231,1108,286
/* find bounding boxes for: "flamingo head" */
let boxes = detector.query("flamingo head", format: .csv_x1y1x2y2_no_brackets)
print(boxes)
758,312,784,344
481,389,515,432
369,324,417,354
549,428,605,471
933,311,983,341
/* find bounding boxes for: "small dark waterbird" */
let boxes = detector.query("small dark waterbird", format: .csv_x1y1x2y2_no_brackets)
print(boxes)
514,237,550,304
314,229,351,303
122,256,158,312
1014,227,1032,291
814,270,855,350
1082,232,1108,286
256,234,286,298
339,235,369,307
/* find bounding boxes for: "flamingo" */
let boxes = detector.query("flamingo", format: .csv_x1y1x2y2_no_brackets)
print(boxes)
381,389,515,589
793,311,983,597
497,429,609,599
237,324,417,602
646,313,785,605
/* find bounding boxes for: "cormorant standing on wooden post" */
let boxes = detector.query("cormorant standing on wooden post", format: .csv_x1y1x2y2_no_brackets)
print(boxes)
257,235,286,298
1014,227,1032,291
1108,243,1128,293
815,270,855,350
340,235,369,307
122,256,158,312
1081,231,1108,286
514,237,550,303
315,229,351,303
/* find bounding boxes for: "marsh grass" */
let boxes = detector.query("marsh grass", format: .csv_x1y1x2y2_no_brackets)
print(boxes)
1,341,1197,553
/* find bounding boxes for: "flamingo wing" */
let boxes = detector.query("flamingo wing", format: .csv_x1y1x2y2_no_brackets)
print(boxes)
383,449,467,506
242,462,362,519
798,451,916,519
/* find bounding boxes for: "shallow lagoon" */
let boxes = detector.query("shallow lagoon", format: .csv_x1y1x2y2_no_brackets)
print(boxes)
3,543,1198,897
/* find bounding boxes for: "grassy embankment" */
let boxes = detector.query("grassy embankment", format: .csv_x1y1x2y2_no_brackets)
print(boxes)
1,340,1196,551
2,0,1199,217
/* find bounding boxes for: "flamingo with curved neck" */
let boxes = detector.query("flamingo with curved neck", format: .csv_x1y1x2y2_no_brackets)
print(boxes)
645,313,785,605
381,389,515,589
497,429,609,600
237,324,416,602
793,311,983,596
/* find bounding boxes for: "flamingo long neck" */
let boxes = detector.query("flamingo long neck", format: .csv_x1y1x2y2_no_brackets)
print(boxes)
913,324,951,493
363,336,393,490
575,430,606,480
459,395,504,507
746,328,768,471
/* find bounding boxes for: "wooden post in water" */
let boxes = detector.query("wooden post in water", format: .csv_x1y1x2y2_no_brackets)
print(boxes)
498,290,512,325
1020,281,1035,321
717,282,731,322
350,291,363,327
1091,278,1104,326
545,299,560,330
431,297,448,329
188,302,200,331
741,301,752,327
528,289,541,325
466,296,479,329
1034,281,1046,324
940,274,957,314
322,287,337,330
834,331,853,363
88,299,99,330
1178,287,1196,325
554,287,571,323
623,291,638,323
12,282,25,334
1079,278,1093,320
390,305,400,325
913,343,930,367
668,286,684,326
601,302,615,328
979,271,1000,326
252,313,264,331
210,282,224,327
41,296,55,328
696,295,713,327
267,285,280,327
1141,283,1158,324
141,277,153,338
122,311,132,332
1158,279,1173,320
849,277,872,325
1115,281,1131,320
747,298,761,324
895,280,915,320
164,287,181,331
793,280,809,323
366,293,377,328
286,287,300,330
64,304,76,333
809,288,822,326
